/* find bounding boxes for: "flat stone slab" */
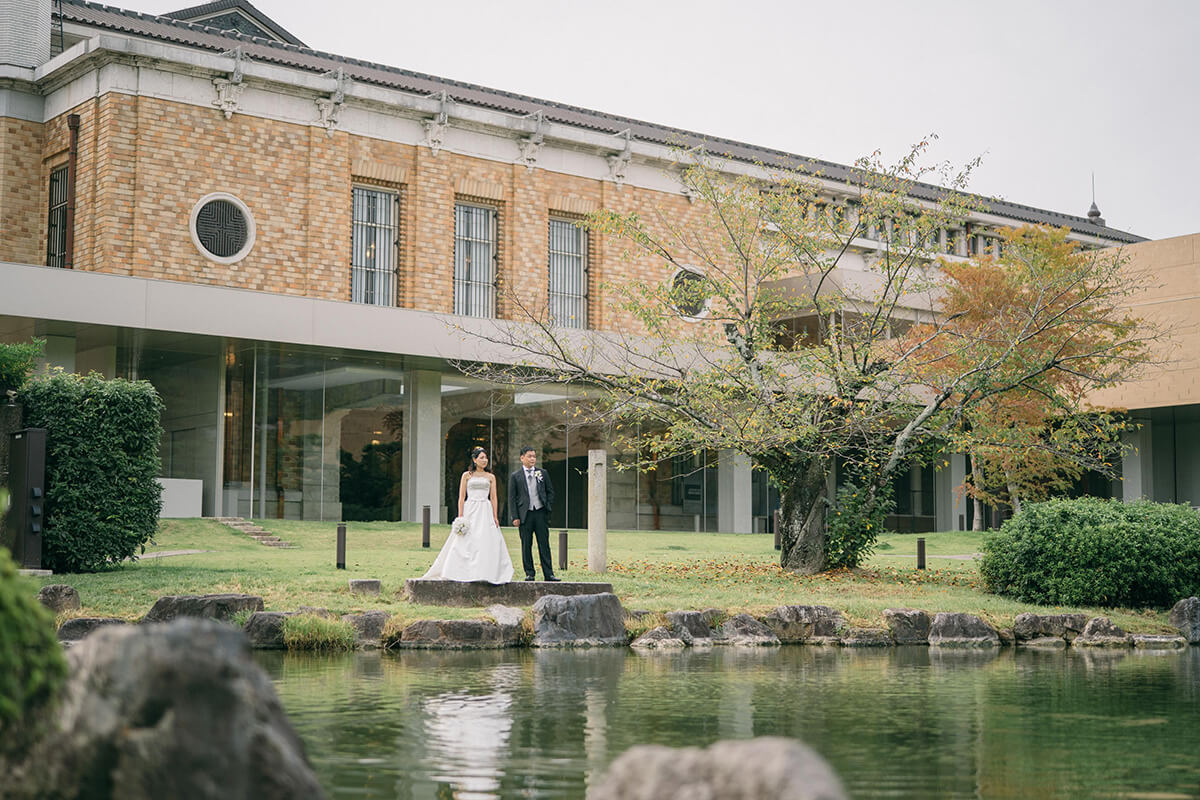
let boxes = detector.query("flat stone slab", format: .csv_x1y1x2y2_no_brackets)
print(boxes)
403,578,613,607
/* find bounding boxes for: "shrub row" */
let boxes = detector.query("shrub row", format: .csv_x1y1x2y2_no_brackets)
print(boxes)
980,497,1200,608
22,372,164,573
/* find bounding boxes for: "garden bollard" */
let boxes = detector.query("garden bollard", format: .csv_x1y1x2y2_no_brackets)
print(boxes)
336,523,346,570
559,529,568,571
422,505,430,548
916,537,926,570
774,509,781,551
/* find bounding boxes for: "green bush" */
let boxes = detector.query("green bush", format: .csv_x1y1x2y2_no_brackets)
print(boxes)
980,497,1200,607
0,549,67,760
0,338,44,394
825,482,894,569
21,372,164,573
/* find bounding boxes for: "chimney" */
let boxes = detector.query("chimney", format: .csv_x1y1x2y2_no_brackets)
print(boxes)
0,0,52,69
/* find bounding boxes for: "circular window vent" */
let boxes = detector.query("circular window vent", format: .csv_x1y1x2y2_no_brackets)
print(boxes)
670,268,710,319
189,193,256,264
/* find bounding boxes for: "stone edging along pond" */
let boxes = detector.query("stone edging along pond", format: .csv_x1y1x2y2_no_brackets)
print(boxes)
46,587,1200,653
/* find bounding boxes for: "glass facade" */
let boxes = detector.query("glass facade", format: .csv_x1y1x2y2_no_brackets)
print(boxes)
222,344,408,521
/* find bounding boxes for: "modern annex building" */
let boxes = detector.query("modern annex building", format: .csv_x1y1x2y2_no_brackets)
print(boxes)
1,0,1159,532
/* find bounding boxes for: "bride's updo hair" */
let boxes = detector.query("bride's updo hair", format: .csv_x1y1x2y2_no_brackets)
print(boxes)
468,446,489,473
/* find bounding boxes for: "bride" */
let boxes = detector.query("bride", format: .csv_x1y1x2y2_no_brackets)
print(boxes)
422,447,515,584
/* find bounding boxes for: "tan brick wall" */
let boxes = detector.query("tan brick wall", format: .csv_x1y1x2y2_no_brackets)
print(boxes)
29,93,728,337
1088,234,1200,410
0,116,45,266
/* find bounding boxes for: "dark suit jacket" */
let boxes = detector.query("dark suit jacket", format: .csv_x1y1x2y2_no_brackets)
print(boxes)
508,466,555,523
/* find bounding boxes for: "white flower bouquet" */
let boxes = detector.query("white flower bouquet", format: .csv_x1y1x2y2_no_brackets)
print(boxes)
451,516,469,537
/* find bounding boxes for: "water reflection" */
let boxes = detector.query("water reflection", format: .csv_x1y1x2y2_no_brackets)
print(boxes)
265,646,1200,800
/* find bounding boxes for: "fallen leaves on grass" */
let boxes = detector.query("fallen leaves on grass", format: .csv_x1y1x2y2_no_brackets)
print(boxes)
608,559,979,590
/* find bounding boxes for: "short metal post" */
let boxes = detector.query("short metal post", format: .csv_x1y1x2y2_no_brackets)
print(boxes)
916,537,926,570
336,523,346,570
559,529,568,571
773,509,781,551
422,505,430,548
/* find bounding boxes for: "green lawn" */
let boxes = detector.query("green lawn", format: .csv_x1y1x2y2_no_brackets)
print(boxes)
28,518,1178,635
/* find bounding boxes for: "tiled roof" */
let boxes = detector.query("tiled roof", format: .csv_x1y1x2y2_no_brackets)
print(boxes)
58,0,1145,244
159,0,305,46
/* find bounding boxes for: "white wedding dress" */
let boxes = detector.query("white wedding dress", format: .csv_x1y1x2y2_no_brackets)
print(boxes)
422,476,515,584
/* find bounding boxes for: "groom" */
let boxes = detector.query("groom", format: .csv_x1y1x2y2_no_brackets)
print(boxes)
508,445,560,582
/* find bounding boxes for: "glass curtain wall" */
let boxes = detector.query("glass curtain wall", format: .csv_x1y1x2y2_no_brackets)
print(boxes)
223,343,407,521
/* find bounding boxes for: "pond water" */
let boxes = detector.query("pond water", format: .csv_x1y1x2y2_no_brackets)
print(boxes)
259,645,1200,799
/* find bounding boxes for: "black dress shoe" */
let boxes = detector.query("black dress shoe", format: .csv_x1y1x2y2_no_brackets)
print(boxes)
525,576,536,581
545,576,561,582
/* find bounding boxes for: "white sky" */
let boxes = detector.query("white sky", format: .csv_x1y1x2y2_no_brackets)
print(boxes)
132,0,1200,240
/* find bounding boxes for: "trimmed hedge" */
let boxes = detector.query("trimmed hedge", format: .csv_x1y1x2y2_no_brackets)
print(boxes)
980,497,1200,608
0,549,67,761
22,372,164,573
0,338,43,394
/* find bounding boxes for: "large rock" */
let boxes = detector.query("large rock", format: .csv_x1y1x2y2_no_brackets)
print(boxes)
588,737,847,800
243,611,290,650
631,625,691,649
57,616,127,643
928,613,1000,648
666,610,712,640
883,608,930,644
1074,617,1132,648
841,627,891,647
143,593,264,623
531,593,626,647
716,614,781,646
1012,613,1089,642
1168,596,1200,643
396,618,522,649
341,610,389,649
762,605,845,643
486,604,525,629
4,618,327,799
1131,634,1186,650
38,584,81,613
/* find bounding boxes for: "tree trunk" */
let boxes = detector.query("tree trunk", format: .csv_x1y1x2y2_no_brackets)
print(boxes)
777,458,830,574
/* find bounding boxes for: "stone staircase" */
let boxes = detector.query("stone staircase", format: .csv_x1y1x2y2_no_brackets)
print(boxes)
215,518,296,548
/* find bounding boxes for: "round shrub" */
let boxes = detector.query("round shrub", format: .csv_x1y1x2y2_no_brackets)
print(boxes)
980,497,1200,607
0,549,67,760
21,371,164,573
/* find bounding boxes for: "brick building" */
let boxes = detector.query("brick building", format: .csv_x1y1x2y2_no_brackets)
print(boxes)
1,0,1158,530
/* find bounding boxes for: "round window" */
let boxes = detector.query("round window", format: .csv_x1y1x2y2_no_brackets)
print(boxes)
189,193,256,264
670,268,710,319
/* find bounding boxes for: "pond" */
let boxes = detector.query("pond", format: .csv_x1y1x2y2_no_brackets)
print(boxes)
259,646,1200,799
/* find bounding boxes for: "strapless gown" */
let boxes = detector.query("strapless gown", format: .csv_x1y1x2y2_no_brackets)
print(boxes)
422,476,515,583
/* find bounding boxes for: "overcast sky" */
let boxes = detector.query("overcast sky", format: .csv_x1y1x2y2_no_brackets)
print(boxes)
134,0,1199,240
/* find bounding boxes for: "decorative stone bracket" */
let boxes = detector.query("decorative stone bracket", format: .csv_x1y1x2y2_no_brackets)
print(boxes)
517,110,546,171
315,68,349,136
607,129,633,187
422,91,453,156
212,46,248,120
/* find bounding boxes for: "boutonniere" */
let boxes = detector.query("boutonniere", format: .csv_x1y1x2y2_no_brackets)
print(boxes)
534,470,544,482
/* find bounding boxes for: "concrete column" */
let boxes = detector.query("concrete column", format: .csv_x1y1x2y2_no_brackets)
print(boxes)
938,453,968,531
1120,419,1152,501
717,449,753,533
588,449,606,572
403,369,443,523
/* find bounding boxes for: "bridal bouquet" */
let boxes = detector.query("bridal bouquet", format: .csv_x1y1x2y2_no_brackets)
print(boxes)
451,516,469,536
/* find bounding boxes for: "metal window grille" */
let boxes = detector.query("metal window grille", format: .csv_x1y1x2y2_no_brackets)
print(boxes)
351,186,398,305
46,165,68,267
454,203,497,317
548,218,587,328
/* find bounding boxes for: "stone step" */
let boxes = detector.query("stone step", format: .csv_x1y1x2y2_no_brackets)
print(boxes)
263,542,295,548
251,536,281,543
